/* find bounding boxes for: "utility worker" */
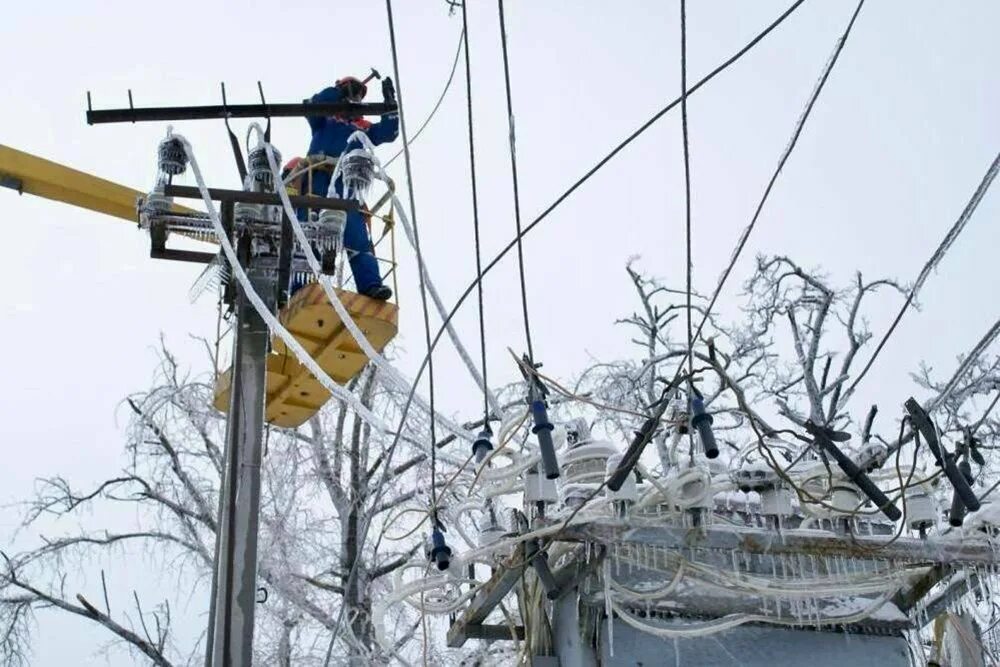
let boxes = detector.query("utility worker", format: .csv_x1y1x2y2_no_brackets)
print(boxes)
300,75,399,300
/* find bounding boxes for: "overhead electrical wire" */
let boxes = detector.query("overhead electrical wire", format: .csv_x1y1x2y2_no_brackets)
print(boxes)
384,26,465,169
372,0,811,533
680,0,695,460
322,3,815,652
559,0,868,528
846,151,1000,399
324,1,442,660
497,0,536,363
460,0,492,425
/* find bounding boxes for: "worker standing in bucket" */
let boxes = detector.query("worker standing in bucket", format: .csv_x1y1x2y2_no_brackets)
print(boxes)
297,74,398,300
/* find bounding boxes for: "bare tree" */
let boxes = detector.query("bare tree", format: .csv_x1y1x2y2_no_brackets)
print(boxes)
0,339,452,665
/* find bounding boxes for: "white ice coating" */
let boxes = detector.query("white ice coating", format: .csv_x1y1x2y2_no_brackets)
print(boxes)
246,124,474,445
172,132,395,435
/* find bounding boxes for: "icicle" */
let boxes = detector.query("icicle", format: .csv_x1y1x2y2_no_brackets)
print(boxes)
604,559,614,657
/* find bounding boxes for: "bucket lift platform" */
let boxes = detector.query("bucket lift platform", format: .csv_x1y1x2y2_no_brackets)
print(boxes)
213,283,398,428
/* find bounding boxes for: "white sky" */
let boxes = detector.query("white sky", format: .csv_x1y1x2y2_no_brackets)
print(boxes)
2,1,998,664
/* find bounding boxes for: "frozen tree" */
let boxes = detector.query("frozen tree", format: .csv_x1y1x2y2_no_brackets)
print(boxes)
0,339,460,666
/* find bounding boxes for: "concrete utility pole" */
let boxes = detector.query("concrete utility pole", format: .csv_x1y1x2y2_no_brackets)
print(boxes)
207,256,272,666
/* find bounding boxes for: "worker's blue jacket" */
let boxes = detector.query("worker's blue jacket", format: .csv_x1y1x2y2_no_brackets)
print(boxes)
304,85,399,293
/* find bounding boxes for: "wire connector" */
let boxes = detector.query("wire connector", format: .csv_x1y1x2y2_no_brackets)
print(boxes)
427,526,452,571
689,395,719,459
471,427,494,464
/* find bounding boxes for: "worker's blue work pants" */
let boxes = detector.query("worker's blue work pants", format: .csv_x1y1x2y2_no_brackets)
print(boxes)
306,171,383,294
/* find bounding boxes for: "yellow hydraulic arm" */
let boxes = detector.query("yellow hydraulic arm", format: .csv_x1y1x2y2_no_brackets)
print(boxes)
0,143,197,221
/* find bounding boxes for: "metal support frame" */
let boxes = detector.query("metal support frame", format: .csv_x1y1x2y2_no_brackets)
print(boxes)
563,520,1000,564
87,100,398,124
447,544,527,647
163,184,358,211
205,202,274,666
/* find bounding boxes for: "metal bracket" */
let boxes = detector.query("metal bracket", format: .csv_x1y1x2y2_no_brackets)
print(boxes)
447,543,527,647
87,99,398,125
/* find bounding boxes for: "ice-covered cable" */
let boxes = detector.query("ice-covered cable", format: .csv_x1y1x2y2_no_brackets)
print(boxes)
610,592,893,638
172,132,392,433
248,124,474,443
386,187,502,418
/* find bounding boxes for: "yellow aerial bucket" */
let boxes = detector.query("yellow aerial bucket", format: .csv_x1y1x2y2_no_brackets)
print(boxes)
213,283,398,428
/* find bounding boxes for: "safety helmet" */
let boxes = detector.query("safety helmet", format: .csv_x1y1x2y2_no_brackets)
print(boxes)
335,76,368,100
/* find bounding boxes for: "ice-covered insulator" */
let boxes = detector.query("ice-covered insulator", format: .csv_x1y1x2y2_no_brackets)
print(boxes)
759,486,792,516
560,438,616,507
427,528,452,571
905,485,936,533
859,440,888,472
531,400,560,479
564,417,591,446
143,188,172,214
157,137,187,176
339,148,374,202
732,458,780,493
318,208,347,241
670,397,689,435
248,145,281,190
524,464,558,504
830,483,862,515
472,429,494,465
690,396,719,459
605,454,637,503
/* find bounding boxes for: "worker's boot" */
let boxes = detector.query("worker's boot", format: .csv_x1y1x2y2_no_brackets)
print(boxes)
363,285,393,301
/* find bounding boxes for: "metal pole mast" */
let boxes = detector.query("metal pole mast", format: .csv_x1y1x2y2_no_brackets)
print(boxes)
207,204,273,666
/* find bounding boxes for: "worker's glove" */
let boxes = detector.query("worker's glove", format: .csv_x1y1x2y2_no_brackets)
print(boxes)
337,78,366,100
382,77,397,105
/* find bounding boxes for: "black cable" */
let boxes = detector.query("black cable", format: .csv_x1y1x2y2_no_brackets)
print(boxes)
377,0,810,489
680,0,695,460
322,8,814,650
497,0,535,363
846,151,1000,398
548,0,866,526
460,1,491,425
384,26,465,169
323,2,439,660
383,0,439,518
693,0,865,363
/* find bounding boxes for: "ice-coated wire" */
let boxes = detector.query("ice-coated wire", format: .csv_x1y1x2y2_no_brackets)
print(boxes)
171,132,390,433
847,151,1000,398
248,124,473,444
460,0,492,426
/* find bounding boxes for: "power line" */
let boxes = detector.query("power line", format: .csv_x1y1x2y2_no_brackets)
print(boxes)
378,0,810,485
324,1,441,660
384,26,465,169
460,1,491,425
680,0,695,459
326,8,814,649
693,0,866,358
558,0,866,525
846,151,1000,398
497,0,535,363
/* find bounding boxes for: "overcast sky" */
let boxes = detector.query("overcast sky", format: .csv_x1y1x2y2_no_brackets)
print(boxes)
2,1,998,664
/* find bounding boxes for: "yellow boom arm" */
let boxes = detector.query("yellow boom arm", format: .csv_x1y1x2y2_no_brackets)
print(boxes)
0,144,197,222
